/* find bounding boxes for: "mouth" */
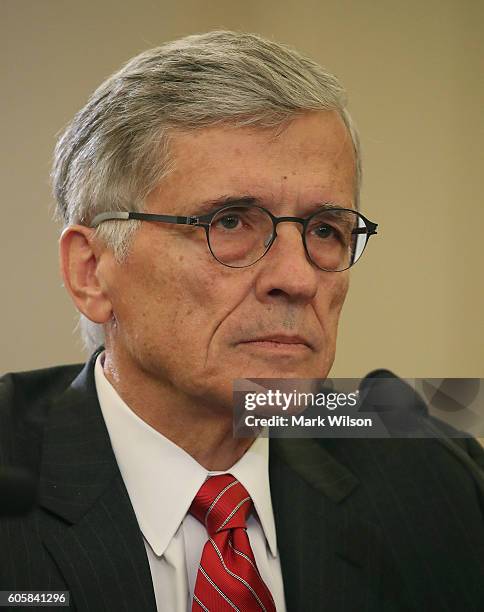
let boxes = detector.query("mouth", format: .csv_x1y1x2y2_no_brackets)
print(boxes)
238,334,312,351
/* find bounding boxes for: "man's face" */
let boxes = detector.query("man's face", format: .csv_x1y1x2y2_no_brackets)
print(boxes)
99,111,356,408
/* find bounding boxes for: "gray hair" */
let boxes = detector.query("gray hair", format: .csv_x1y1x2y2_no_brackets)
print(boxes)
52,30,362,353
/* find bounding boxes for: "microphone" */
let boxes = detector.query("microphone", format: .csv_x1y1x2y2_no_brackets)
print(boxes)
0,466,37,516
357,370,428,436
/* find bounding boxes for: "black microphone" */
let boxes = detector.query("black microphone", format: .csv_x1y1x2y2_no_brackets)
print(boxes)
0,466,37,516
357,370,428,436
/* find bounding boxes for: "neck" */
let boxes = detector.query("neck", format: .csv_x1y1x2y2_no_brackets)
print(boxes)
101,350,254,471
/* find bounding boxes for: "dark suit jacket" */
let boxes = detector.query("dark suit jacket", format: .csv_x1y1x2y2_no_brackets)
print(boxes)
1,350,484,611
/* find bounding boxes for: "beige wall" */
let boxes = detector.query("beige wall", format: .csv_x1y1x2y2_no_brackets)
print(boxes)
2,0,483,378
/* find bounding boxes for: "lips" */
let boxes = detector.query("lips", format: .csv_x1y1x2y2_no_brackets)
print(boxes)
239,334,312,348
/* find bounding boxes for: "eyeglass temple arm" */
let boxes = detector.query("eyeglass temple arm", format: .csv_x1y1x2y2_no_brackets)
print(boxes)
90,211,200,228
90,211,379,237
352,222,378,236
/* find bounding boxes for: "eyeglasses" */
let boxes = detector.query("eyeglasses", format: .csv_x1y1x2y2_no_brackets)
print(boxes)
91,204,378,272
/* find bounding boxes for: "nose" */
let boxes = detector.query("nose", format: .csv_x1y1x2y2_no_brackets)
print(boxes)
254,222,319,304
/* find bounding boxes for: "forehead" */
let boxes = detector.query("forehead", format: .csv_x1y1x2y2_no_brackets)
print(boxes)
148,110,357,213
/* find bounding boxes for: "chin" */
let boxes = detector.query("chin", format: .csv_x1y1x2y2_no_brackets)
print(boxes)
235,362,332,381
230,342,333,380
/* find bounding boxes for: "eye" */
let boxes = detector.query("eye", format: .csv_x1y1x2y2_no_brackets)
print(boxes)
312,223,337,240
216,213,241,230
211,206,260,232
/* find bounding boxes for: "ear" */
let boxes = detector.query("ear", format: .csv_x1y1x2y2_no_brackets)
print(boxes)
59,225,113,324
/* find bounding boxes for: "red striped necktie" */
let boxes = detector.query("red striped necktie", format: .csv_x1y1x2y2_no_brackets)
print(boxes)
189,473,276,612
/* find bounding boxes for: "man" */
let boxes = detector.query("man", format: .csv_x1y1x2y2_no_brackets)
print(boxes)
1,31,483,612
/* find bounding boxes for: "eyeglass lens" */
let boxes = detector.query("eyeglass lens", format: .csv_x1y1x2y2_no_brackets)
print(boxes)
208,206,369,270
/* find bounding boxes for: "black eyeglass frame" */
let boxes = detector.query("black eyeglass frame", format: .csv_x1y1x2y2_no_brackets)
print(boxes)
90,204,378,272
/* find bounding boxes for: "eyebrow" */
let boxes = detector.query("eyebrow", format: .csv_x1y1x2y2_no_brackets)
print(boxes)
192,195,260,215
192,196,347,216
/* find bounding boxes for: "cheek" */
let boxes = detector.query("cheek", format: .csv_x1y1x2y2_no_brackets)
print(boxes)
316,274,349,329
134,252,249,346
329,274,349,312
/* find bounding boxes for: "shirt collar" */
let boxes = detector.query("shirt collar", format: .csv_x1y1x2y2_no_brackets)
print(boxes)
94,354,278,558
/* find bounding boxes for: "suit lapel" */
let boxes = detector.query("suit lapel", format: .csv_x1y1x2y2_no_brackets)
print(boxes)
38,351,156,612
269,438,387,612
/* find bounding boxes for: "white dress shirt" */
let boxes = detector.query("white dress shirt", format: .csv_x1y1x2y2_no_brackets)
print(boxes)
94,354,286,611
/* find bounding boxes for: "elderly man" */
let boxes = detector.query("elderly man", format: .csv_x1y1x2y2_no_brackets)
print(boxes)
1,31,483,612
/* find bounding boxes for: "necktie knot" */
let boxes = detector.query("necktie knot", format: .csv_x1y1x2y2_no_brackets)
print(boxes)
189,474,252,537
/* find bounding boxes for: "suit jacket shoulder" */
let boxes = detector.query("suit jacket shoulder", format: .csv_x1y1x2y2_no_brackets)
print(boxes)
0,363,83,468
0,355,157,612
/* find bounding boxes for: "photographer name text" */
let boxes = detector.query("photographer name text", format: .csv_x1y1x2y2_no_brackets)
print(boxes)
244,414,373,428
